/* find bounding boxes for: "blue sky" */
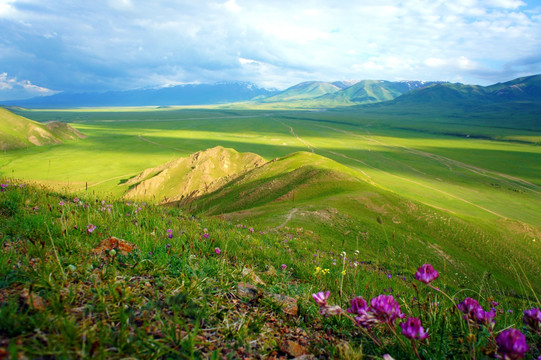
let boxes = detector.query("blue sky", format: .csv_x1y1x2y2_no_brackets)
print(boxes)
1,0,541,100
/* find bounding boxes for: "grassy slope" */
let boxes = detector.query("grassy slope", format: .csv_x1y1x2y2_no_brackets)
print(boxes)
123,146,266,203
190,151,541,293
0,107,83,150
1,179,540,359
1,107,540,287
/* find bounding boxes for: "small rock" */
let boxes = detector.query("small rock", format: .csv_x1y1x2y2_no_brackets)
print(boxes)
293,356,316,360
281,340,307,357
271,293,298,316
237,282,261,299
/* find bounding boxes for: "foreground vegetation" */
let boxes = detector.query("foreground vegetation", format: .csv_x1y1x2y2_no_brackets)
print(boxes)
1,180,540,359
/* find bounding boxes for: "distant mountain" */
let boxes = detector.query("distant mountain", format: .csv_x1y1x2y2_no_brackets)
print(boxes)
388,74,541,108
260,80,444,106
262,81,341,102
0,107,85,150
1,82,278,108
331,80,361,89
318,80,444,105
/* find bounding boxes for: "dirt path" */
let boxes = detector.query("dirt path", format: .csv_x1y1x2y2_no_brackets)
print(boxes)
274,208,299,229
314,124,541,195
76,172,141,191
280,122,315,153
280,122,507,219
137,135,190,152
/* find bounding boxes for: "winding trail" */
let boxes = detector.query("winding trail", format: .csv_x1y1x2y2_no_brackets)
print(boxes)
77,172,140,191
314,124,541,195
137,134,190,152
274,208,299,229
280,122,508,219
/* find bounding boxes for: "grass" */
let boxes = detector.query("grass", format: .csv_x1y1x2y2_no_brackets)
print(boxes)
1,105,540,357
1,179,540,359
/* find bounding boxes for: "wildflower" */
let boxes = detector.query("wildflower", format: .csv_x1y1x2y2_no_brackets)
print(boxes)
249,227,254,233
400,317,429,340
202,233,209,239
369,295,405,324
314,266,321,275
58,201,64,206
312,291,330,307
0,183,8,191
322,268,330,275
414,264,439,284
457,297,481,320
281,264,287,270
523,307,541,330
87,224,96,233
341,270,346,276
214,247,221,254
166,229,173,238
73,197,79,203
347,296,368,315
166,243,171,249
387,274,392,279
475,307,497,328
496,328,529,360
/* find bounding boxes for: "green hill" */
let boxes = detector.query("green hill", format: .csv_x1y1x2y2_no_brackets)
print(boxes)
262,81,341,102
122,146,266,203
0,107,84,150
159,150,540,293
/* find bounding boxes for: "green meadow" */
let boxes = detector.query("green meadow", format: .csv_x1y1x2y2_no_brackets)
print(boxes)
1,105,541,358
3,106,541,225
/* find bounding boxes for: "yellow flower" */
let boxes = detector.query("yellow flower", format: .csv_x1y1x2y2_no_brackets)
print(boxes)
322,268,330,275
314,266,321,275
341,270,346,276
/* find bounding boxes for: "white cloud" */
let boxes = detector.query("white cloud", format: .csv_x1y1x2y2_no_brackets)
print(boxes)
0,73,59,100
224,0,242,13
0,0,540,94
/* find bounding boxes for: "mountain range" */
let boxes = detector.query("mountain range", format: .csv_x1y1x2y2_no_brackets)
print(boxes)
1,75,540,110
0,82,278,108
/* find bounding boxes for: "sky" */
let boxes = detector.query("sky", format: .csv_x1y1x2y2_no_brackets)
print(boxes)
1,0,541,100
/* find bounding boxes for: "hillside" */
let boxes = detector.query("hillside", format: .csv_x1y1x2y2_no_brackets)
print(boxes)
2,181,540,359
138,150,541,293
262,81,341,102
0,107,84,150
317,80,440,105
122,146,266,203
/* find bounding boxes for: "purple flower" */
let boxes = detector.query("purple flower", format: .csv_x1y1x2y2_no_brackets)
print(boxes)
523,307,541,330
369,295,405,324
496,329,529,360
58,201,64,206
214,247,221,254
457,297,481,319
281,264,287,270
475,307,496,328
312,291,330,307
73,197,79,203
202,233,209,239
400,317,429,340
414,264,439,284
249,227,254,233
347,296,368,315
87,224,96,233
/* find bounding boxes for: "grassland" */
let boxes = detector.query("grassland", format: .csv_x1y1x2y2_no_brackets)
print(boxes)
1,105,540,358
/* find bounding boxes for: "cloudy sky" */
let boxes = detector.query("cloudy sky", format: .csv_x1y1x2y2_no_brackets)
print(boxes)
1,0,541,100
